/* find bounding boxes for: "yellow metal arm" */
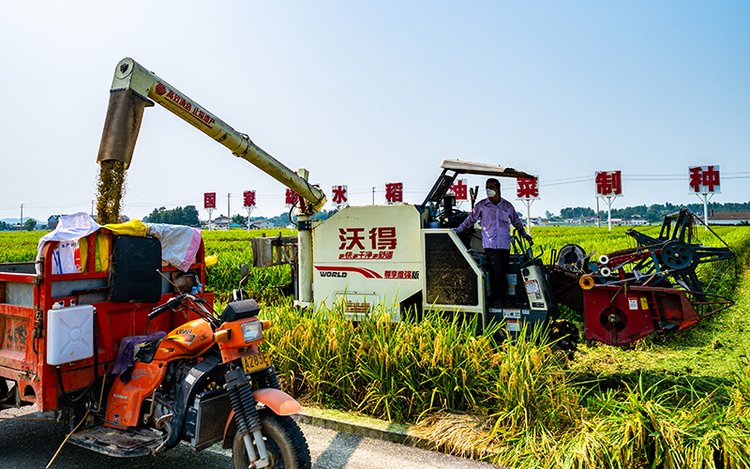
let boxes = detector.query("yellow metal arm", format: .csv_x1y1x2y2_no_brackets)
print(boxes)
97,57,326,215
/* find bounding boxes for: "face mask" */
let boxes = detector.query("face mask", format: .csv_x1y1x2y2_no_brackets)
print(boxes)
486,189,497,198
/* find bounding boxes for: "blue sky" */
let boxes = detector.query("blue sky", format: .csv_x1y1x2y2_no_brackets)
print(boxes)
1,1,748,222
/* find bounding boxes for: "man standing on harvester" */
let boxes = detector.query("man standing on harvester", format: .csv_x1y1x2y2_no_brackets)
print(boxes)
454,178,532,306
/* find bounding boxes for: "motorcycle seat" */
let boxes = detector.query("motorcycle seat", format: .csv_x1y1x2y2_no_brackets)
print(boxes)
112,331,167,382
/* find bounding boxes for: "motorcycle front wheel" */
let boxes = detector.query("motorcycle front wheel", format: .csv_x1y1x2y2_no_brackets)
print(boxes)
232,409,312,469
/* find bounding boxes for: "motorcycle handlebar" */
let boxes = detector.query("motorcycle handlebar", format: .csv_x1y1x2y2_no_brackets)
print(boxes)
148,294,186,320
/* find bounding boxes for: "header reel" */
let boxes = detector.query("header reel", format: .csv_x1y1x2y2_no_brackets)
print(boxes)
548,210,737,346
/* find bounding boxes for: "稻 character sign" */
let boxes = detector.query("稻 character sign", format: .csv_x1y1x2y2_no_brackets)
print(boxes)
385,183,403,204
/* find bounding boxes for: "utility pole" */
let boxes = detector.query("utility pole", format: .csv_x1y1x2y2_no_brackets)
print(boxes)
228,193,231,221
20,204,23,226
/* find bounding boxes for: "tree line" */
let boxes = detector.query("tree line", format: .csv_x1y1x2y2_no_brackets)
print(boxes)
0,219,37,231
555,201,750,221
141,205,335,228
143,206,200,226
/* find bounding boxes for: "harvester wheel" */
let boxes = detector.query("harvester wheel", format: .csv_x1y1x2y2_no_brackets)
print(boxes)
547,319,580,361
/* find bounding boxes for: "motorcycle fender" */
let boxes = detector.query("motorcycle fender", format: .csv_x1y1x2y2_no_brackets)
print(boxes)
221,389,302,449
253,388,303,416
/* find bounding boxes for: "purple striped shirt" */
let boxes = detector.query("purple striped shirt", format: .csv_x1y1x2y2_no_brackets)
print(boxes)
455,197,527,250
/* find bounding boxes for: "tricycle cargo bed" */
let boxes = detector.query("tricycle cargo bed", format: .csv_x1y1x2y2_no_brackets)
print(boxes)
0,228,212,412
0,263,36,275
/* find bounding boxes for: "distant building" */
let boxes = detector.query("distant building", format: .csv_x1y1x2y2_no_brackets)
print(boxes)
213,216,230,229
251,220,276,229
709,211,750,225
47,215,62,230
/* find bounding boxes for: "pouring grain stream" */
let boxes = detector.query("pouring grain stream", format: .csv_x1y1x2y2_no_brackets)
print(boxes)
95,160,126,225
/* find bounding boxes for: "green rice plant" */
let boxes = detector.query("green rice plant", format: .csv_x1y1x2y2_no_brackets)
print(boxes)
264,300,534,421
731,364,750,417
488,338,579,432
0,231,46,262
561,376,750,469
202,229,294,304
261,298,360,408
353,306,500,421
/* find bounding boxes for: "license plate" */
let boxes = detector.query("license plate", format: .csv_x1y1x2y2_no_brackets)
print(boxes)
241,350,271,374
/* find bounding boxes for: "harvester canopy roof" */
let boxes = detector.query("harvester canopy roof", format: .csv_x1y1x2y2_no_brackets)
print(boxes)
439,159,534,179
421,160,534,208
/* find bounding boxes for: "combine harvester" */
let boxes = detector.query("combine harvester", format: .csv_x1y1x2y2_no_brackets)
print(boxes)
255,171,736,358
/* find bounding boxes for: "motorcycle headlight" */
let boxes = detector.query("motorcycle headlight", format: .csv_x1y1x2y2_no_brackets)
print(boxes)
241,321,263,343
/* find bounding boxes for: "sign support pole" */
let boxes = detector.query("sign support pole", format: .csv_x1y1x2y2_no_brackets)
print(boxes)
207,208,214,231
694,192,713,230
522,199,535,233
246,207,254,232
606,197,614,231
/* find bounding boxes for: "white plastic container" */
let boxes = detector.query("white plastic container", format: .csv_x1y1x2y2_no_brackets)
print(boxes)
47,304,94,366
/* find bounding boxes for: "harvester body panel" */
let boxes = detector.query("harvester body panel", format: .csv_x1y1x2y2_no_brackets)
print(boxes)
312,204,426,320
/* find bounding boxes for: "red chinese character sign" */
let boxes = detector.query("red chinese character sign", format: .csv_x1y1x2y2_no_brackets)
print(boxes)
337,226,398,260
204,192,216,209
689,165,720,230
385,183,403,204
516,177,539,200
449,179,469,201
204,192,216,231
332,185,348,208
594,171,623,231
243,190,256,232
515,176,539,233
595,171,623,197
689,165,720,194
285,189,299,208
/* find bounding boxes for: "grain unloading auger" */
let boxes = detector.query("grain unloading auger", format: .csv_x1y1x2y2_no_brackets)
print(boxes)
547,209,736,346
96,57,326,305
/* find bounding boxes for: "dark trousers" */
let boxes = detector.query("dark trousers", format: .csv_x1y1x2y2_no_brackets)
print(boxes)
485,248,510,302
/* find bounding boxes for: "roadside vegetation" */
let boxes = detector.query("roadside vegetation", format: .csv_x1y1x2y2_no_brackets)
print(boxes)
3,224,749,468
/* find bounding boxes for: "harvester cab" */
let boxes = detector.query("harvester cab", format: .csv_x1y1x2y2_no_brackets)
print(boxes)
416,160,568,342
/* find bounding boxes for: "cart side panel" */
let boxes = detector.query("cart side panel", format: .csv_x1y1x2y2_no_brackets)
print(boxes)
1,234,211,412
